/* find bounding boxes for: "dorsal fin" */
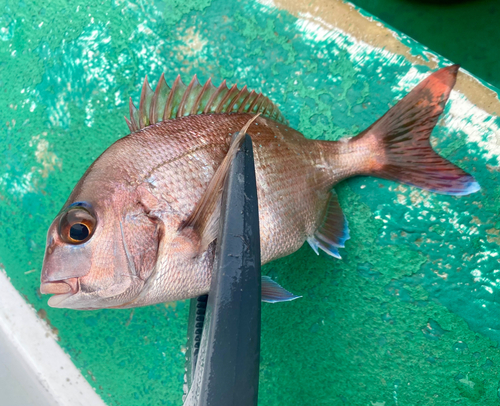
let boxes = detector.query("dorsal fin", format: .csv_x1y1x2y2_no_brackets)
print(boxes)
125,74,288,132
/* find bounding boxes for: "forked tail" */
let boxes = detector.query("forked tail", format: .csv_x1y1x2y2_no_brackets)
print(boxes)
349,65,479,195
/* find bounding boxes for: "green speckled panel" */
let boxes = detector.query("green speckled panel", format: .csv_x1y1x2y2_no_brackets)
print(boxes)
348,0,500,90
1,0,500,405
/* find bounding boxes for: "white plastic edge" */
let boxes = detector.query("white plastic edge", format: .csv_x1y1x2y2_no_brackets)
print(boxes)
0,269,107,406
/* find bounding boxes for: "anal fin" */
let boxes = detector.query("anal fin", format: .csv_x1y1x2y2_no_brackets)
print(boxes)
308,190,350,259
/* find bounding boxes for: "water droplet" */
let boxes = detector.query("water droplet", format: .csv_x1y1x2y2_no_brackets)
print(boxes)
453,341,469,354
421,319,447,341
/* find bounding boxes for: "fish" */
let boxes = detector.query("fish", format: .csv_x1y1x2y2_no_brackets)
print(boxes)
40,65,479,310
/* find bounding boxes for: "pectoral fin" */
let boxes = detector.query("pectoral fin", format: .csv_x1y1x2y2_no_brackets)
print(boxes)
261,276,301,303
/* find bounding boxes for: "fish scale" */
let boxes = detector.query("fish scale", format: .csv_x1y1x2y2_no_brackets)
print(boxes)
40,66,480,309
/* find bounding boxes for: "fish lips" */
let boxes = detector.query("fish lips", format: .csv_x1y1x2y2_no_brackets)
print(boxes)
41,245,144,309
45,277,144,310
41,265,141,310
40,224,93,307
40,277,79,307
47,292,75,308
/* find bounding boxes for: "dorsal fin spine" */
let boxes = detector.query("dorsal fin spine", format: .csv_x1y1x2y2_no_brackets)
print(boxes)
238,90,255,113
129,97,139,132
248,93,263,113
215,83,238,114
178,75,198,118
269,104,276,119
171,77,187,118
228,85,247,112
261,101,269,117
149,76,160,125
204,79,227,114
139,75,153,129
265,101,274,117
225,84,241,111
124,116,134,132
191,78,212,115
149,73,168,125
225,85,245,113
197,79,218,114
256,98,267,114
163,75,181,120
185,77,203,115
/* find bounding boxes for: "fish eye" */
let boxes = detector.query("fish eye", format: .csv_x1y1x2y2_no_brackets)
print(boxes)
58,203,97,244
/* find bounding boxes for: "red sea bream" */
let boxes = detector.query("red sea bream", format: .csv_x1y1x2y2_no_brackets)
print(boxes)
40,65,479,310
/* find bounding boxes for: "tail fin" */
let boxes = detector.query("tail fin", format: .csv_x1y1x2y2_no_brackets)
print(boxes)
351,65,479,195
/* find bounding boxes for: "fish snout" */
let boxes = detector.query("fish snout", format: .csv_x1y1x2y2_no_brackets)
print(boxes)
41,235,93,284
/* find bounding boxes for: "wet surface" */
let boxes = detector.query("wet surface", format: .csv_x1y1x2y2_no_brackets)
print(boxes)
0,0,499,405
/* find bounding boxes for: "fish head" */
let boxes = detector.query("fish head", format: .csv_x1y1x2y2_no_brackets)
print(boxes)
40,176,162,310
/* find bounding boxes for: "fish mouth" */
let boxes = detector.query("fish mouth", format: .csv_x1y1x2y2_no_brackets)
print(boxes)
47,292,74,307
40,278,79,308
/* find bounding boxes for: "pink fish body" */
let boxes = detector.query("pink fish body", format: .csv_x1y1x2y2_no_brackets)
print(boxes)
40,66,479,310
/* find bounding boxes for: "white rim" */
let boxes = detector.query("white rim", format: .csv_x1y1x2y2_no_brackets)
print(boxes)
0,269,106,406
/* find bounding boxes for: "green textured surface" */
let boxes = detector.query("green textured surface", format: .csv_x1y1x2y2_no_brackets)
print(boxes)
348,0,500,90
1,0,500,405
